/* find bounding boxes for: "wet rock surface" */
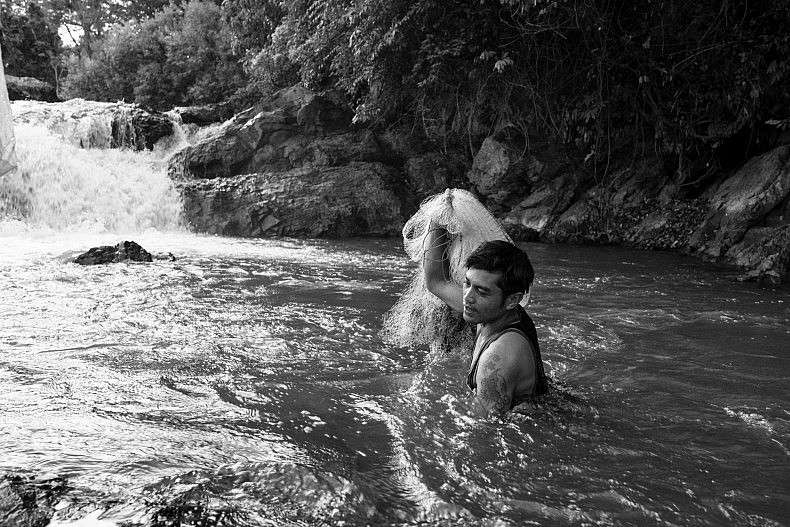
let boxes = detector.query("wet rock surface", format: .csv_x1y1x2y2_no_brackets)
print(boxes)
74,241,154,265
688,145,790,258
179,162,406,237
169,86,459,239
166,84,790,283
171,103,234,126
0,473,67,527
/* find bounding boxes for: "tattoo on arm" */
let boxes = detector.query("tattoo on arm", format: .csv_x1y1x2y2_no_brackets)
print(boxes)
474,354,512,415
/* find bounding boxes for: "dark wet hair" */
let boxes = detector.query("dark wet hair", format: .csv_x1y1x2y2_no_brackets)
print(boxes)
465,240,534,296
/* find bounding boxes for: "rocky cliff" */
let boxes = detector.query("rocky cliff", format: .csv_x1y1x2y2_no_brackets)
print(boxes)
170,86,466,238
169,87,790,285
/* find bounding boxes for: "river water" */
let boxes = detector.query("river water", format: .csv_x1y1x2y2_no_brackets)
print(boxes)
1,105,788,526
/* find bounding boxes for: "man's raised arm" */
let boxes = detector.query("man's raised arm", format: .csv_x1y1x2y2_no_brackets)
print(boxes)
423,225,464,313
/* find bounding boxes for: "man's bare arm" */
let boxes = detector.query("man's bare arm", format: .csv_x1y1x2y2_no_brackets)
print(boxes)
473,357,513,416
471,336,526,417
423,225,463,312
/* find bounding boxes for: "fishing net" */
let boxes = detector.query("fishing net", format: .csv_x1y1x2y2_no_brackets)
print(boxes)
0,47,17,178
380,188,512,350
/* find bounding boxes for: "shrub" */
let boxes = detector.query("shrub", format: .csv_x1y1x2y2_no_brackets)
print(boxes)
62,1,246,111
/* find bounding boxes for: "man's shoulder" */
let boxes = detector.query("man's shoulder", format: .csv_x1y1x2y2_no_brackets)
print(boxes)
495,327,534,349
483,330,534,366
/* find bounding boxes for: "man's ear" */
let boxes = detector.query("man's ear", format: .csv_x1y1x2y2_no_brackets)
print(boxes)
505,292,523,309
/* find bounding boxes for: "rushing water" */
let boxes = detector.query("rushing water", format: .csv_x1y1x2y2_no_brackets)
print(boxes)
1,105,789,527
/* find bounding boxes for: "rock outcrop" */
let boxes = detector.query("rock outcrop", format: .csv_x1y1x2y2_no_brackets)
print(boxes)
5,75,59,102
480,141,790,284
74,241,153,265
689,146,790,257
166,84,789,283
171,103,234,126
168,88,369,179
179,162,406,237
170,87,462,238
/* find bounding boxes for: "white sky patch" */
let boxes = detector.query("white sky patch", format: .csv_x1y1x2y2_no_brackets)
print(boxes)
58,24,83,48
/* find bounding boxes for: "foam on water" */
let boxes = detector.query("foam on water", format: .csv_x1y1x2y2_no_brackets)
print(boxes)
1,122,183,234
1,95,789,526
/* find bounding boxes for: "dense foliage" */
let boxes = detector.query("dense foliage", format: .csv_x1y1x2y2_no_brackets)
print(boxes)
60,1,245,110
3,0,789,183
0,2,61,85
223,0,790,183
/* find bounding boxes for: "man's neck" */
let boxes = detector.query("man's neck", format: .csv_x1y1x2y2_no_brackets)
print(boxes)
478,306,520,339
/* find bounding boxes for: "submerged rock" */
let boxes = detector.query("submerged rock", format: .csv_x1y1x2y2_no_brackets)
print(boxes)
74,241,153,265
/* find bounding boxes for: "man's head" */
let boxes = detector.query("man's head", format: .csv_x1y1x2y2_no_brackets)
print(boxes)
465,240,534,296
461,241,534,324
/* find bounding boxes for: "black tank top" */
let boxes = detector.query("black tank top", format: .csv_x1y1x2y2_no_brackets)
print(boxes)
465,305,548,404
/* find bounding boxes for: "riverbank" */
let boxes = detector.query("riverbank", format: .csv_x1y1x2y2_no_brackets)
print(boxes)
5,88,788,286
166,87,789,286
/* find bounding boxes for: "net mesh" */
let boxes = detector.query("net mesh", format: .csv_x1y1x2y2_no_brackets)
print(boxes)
0,47,17,178
380,188,512,349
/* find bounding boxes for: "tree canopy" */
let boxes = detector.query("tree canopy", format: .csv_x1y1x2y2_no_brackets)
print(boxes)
61,1,244,110
3,0,788,184
226,0,790,178
1,1,61,84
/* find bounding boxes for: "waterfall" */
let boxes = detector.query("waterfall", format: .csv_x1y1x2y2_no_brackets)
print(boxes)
0,102,186,234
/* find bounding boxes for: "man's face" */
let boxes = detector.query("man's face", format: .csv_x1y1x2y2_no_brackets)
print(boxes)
462,267,510,324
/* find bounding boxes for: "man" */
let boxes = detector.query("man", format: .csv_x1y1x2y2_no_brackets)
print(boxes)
423,227,548,416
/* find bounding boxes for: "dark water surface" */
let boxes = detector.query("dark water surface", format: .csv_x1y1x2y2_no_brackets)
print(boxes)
1,233,788,526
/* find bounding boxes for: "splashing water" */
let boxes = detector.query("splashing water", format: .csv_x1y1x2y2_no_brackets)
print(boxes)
12,99,152,150
1,98,788,526
1,110,184,234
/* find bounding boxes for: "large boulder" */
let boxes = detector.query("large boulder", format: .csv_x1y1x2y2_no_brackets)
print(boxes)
118,106,174,150
168,90,367,179
74,241,153,265
168,107,295,178
5,75,58,102
689,145,790,258
466,137,536,213
178,162,408,237
503,170,587,238
402,151,469,200
171,103,234,126
467,136,574,216
727,224,790,286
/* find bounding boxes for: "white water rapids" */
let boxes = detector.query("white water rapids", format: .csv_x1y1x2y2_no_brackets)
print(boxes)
0,88,788,526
